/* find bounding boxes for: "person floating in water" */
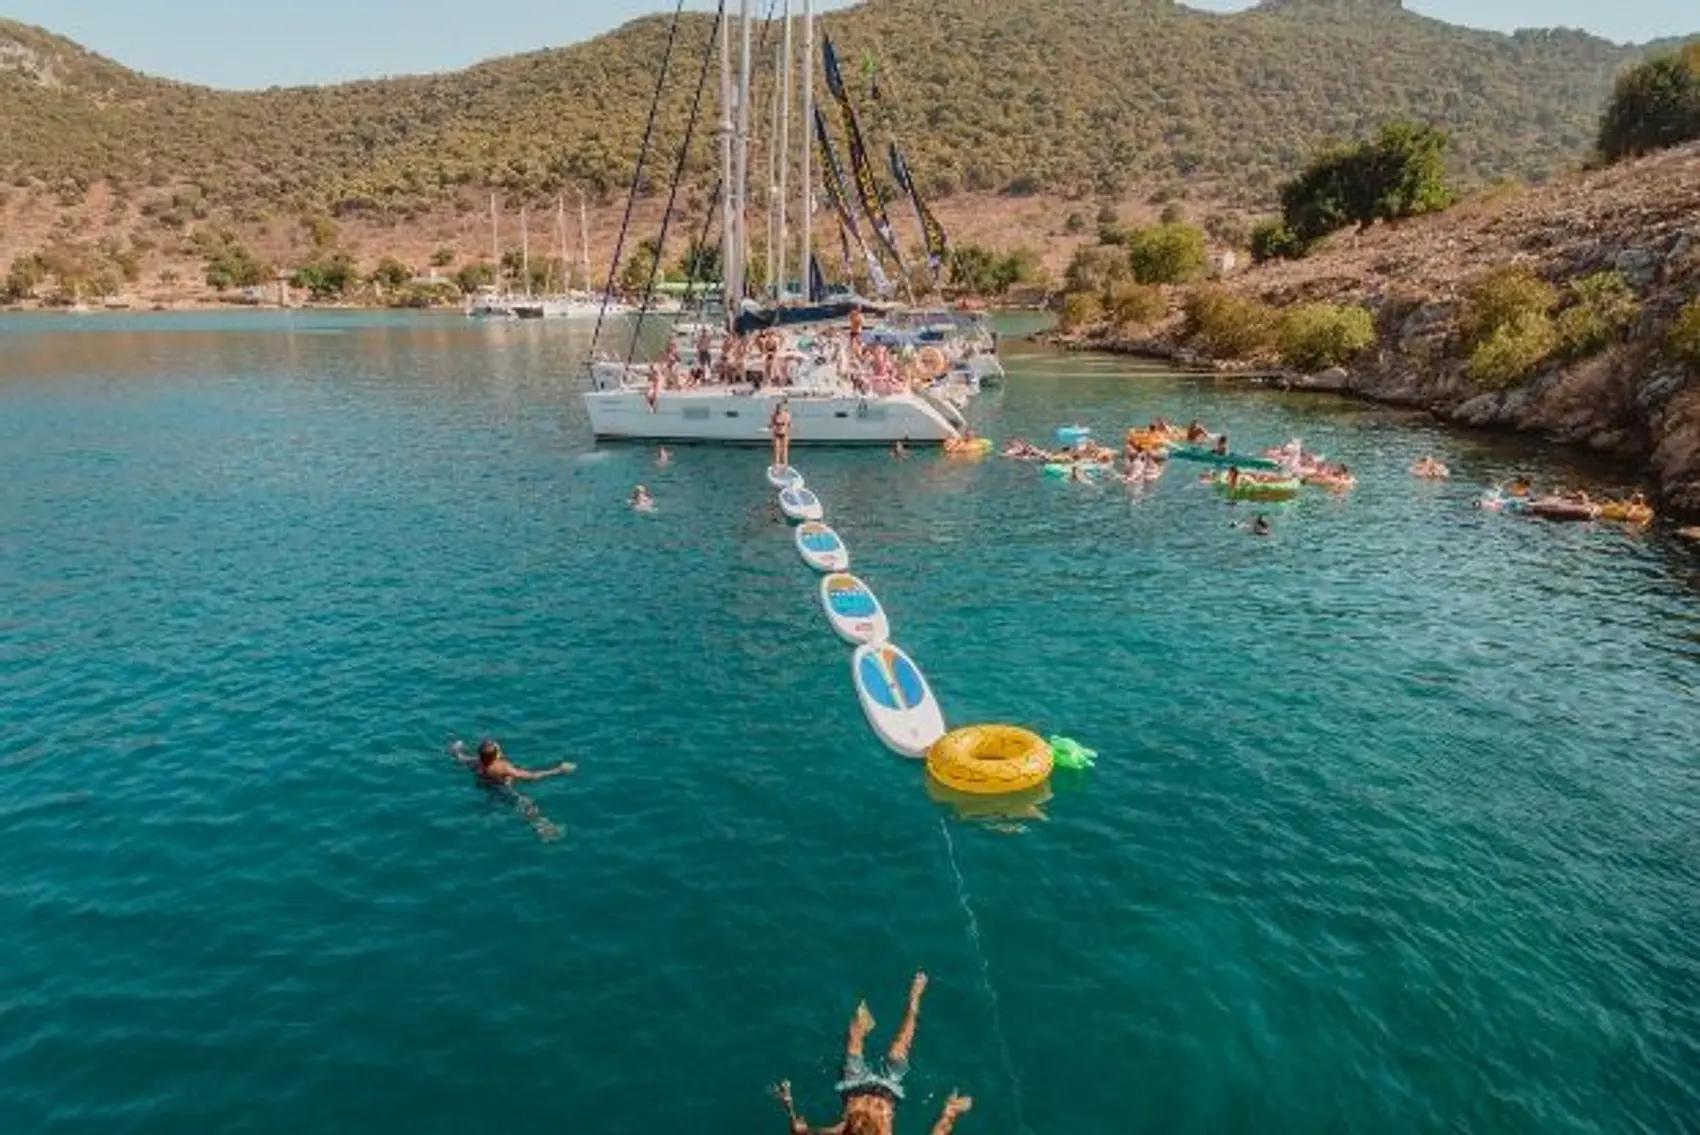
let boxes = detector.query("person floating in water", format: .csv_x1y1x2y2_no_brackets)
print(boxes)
657,446,672,467
453,739,575,785
1232,513,1273,536
1213,433,1230,457
892,439,908,461
631,485,654,511
773,972,971,1135
770,399,793,469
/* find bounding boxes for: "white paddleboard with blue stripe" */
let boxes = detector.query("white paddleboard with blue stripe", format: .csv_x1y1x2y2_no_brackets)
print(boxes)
766,464,804,489
779,485,824,522
819,571,888,645
851,641,946,759
794,521,850,573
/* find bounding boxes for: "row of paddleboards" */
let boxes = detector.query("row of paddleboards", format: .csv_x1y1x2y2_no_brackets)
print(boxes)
768,464,947,759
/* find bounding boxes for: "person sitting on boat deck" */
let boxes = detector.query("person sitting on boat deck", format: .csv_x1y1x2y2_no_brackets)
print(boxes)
1213,434,1230,456
772,971,972,1135
457,739,576,786
1186,420,1209,442
631,484,655,510
770,399,793,468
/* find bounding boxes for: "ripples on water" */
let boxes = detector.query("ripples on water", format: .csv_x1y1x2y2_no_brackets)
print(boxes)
1,312,1697,1133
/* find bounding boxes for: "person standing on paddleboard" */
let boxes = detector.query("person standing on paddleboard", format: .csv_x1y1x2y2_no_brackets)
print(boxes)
770,398,793,470
772,972,973,1135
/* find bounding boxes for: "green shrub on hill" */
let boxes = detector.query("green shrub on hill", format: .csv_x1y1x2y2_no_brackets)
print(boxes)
1278,304,1377,371
1554,271,1640,358
1058,291,1103,333
1063,245,1131,297
1249,220,1309,263
1462,265,1560,387
1125,222,1207,286
1597,45,1700,163
1106,282,1167,331
1184,286,1278,359
1668,297,1700,368
1279,122,1455,247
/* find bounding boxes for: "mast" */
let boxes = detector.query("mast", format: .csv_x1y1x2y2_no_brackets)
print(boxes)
579,191,592,292
719,1,736,327
520,205,531,298
489,193,500,291
799,0,813,298
767,36,782,301
733,0,754,314
555,195,569,295
777,0,792,303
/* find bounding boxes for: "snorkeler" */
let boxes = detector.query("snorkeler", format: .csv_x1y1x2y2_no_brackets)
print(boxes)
453,739,575,785
773,972,972,1135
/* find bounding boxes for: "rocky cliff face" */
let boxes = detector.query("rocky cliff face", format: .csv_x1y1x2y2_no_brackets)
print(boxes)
1153,144,1700,516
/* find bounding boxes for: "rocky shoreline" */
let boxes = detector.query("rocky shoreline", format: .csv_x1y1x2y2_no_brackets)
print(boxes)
1041,144,1700,520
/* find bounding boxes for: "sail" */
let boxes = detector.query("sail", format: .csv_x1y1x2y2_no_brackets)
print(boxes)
889,142,948,272
814,106,891,296
822,36,906,274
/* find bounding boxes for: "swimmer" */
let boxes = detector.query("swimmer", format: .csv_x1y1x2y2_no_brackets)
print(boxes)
1231,514,1273,536
453,739,575,786
657,446,672,467
1213,434,1230,457
773,972,972,1135
1411,455,1450,479
631,484,654,511
1186,419,1208,442
892,440,908,460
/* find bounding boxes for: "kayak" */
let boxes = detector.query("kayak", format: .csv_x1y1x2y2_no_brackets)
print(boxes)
1169,444,1281,471
819,572,890,645
852,641,946,759
794,521,850,572
778,485,824,522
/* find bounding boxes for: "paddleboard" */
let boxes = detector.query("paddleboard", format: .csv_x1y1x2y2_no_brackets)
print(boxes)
766,464,804,489
851,641,946,759
794,521,850,573
819,572,889,645
778,486,824,522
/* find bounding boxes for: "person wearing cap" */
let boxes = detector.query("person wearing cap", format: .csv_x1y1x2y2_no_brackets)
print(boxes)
461,739,575,786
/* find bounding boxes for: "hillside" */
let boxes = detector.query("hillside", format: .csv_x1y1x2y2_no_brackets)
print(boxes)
1060,143,1700,517
1,0,1690,216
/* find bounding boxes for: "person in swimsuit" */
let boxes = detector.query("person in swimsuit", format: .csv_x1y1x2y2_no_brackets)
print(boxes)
455,739,575,785
849,307,865,361
773,972,972,1135
770,399,793,468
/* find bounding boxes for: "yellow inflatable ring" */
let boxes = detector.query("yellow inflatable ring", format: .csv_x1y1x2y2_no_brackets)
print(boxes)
927,725,1054,795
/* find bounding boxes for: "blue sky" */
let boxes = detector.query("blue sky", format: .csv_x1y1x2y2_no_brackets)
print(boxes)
3,0,1694,88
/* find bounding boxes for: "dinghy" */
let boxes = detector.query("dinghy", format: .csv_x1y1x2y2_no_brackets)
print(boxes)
794,521,850,572
778,485,823,522
851,641,946,759
819,572,889,645
766,464,804,489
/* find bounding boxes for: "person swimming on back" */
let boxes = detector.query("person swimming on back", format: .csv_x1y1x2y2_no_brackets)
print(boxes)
773,972,972,1135
455,739,576,786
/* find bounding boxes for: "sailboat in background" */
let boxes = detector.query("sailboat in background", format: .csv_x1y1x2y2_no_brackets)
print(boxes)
466,192,630,319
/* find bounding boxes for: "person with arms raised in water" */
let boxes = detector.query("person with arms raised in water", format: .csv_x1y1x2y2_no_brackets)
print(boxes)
452,739,575,785
773,972,971,1135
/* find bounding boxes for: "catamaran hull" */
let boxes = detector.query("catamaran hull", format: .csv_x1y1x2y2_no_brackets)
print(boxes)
583,389,959,444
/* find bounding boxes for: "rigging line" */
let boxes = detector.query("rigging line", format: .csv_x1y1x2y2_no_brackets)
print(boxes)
938,816,1030,1135
589,0,690,361
625,0,727,370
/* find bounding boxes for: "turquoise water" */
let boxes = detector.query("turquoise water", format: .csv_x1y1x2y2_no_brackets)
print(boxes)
3,311,1699,1133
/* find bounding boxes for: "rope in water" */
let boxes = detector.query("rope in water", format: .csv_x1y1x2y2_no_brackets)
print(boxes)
938,816,1029,1134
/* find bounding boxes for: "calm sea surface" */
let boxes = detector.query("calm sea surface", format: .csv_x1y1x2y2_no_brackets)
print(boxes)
2,310,1698,1134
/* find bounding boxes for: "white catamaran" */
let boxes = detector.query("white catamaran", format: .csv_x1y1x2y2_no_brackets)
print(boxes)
580,0,968,445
